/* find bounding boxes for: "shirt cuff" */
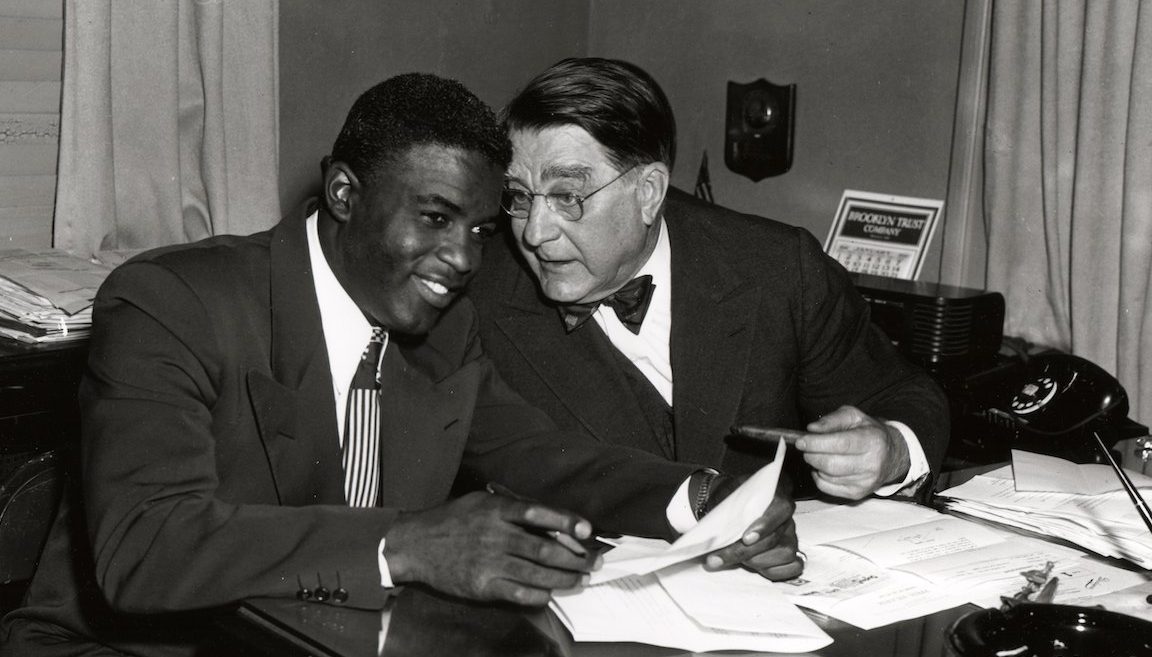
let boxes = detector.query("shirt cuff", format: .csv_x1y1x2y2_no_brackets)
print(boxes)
872,420,929,497
379,537,395,588
668,470,709,532
666,475,699,534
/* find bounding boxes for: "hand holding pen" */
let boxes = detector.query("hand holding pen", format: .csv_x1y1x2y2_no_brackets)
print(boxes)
485,482,614,556
381,487,601,606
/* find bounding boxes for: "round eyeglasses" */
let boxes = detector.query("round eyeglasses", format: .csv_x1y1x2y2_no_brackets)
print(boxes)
501,166,635,222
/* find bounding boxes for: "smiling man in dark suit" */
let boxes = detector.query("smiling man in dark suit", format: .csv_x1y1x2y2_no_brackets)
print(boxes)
469,58,949,510
1,72,794,657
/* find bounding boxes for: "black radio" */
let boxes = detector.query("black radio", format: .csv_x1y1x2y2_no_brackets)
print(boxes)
851,273,1006,373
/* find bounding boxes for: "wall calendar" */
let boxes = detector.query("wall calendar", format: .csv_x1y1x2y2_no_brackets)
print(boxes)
823,190,943,280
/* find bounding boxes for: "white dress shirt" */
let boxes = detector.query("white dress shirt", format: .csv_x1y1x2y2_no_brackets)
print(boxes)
306,212,397,586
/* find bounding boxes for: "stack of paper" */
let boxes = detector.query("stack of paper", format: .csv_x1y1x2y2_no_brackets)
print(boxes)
784,497,1148,625
937,450,1152,568
0,249,113,344
550,440,834,652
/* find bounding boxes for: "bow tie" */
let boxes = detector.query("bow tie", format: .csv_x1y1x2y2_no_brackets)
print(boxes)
559,275,655,334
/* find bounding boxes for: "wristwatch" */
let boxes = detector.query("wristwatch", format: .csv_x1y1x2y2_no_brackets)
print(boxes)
691,468,721,520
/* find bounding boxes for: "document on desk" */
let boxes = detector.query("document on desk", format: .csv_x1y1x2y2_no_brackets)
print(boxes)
550,440,836,652
551,564,832,653
777,543,970,629
590,437,787,585
780,500,973,627
899,536,1148,609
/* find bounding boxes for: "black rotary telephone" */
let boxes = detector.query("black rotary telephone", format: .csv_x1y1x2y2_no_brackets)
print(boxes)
990,353,1128,436
981,353,1131,461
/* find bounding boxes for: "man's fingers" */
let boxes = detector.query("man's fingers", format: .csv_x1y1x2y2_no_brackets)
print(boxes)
706,517,798,571
385,493,601,604
499,518,600,570
748,555,805,581
794,432,866,455
740,498,795,544
805,405,865,433
801,451,871,477
707,540,786,569
499,552,591,590
811,471,870,500
488,495,594,557
484,578,555,607
523,505,591,536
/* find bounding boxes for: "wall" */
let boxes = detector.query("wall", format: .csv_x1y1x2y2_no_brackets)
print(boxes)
279,1,968,281
278,0,589,212
586,0,966,282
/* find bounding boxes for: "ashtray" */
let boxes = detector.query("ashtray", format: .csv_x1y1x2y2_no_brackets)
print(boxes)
948,602,1152,657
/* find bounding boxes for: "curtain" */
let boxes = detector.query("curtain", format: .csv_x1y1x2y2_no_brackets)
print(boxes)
53,0,280,257
984,1,1152,449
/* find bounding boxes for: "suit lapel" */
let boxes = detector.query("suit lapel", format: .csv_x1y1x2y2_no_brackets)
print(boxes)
253,203,345,504
376,346,475,509
667,211,759,467
493,272,663,455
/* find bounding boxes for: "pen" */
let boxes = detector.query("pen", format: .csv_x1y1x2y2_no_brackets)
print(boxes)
485,482,612,555
728,425,806,446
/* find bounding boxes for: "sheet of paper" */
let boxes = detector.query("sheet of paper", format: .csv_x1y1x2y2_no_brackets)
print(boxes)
794,497,944,546
591,437,786,584
828,516,1006,569
895,534,1081,596
779,545,970,629
655,560,825,636
953,551,1152,610
1012,449,1152,494
550,572,832,653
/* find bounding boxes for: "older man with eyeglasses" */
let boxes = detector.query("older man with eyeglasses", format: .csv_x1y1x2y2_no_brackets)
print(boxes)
468,58,951,580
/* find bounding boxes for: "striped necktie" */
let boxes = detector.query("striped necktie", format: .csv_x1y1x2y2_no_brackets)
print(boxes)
343,327,387,507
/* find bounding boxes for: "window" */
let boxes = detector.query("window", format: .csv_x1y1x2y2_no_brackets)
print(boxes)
0,0,63,248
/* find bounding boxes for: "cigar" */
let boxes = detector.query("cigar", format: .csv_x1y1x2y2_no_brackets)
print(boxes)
728,425,806,446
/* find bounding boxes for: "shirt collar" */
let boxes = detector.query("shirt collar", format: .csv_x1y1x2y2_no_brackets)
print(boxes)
306,211,376,394
636,217,670,298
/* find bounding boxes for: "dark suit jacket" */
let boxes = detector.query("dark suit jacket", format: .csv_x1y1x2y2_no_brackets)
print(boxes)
468,189,949,490
1,201,695,657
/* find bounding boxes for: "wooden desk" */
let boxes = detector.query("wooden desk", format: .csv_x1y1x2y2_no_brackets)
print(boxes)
221,585,979,657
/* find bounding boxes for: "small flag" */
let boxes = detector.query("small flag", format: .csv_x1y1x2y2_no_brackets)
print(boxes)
694,151,714,204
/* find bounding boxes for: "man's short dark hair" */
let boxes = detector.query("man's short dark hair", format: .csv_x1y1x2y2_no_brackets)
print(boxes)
331,73,512,183
503,57,676,172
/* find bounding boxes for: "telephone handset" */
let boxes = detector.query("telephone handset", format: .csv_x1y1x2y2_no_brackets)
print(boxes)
988,353,1128,436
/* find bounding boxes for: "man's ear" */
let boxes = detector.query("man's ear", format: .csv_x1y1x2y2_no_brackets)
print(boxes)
323,161,359,223
636,162,670,227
